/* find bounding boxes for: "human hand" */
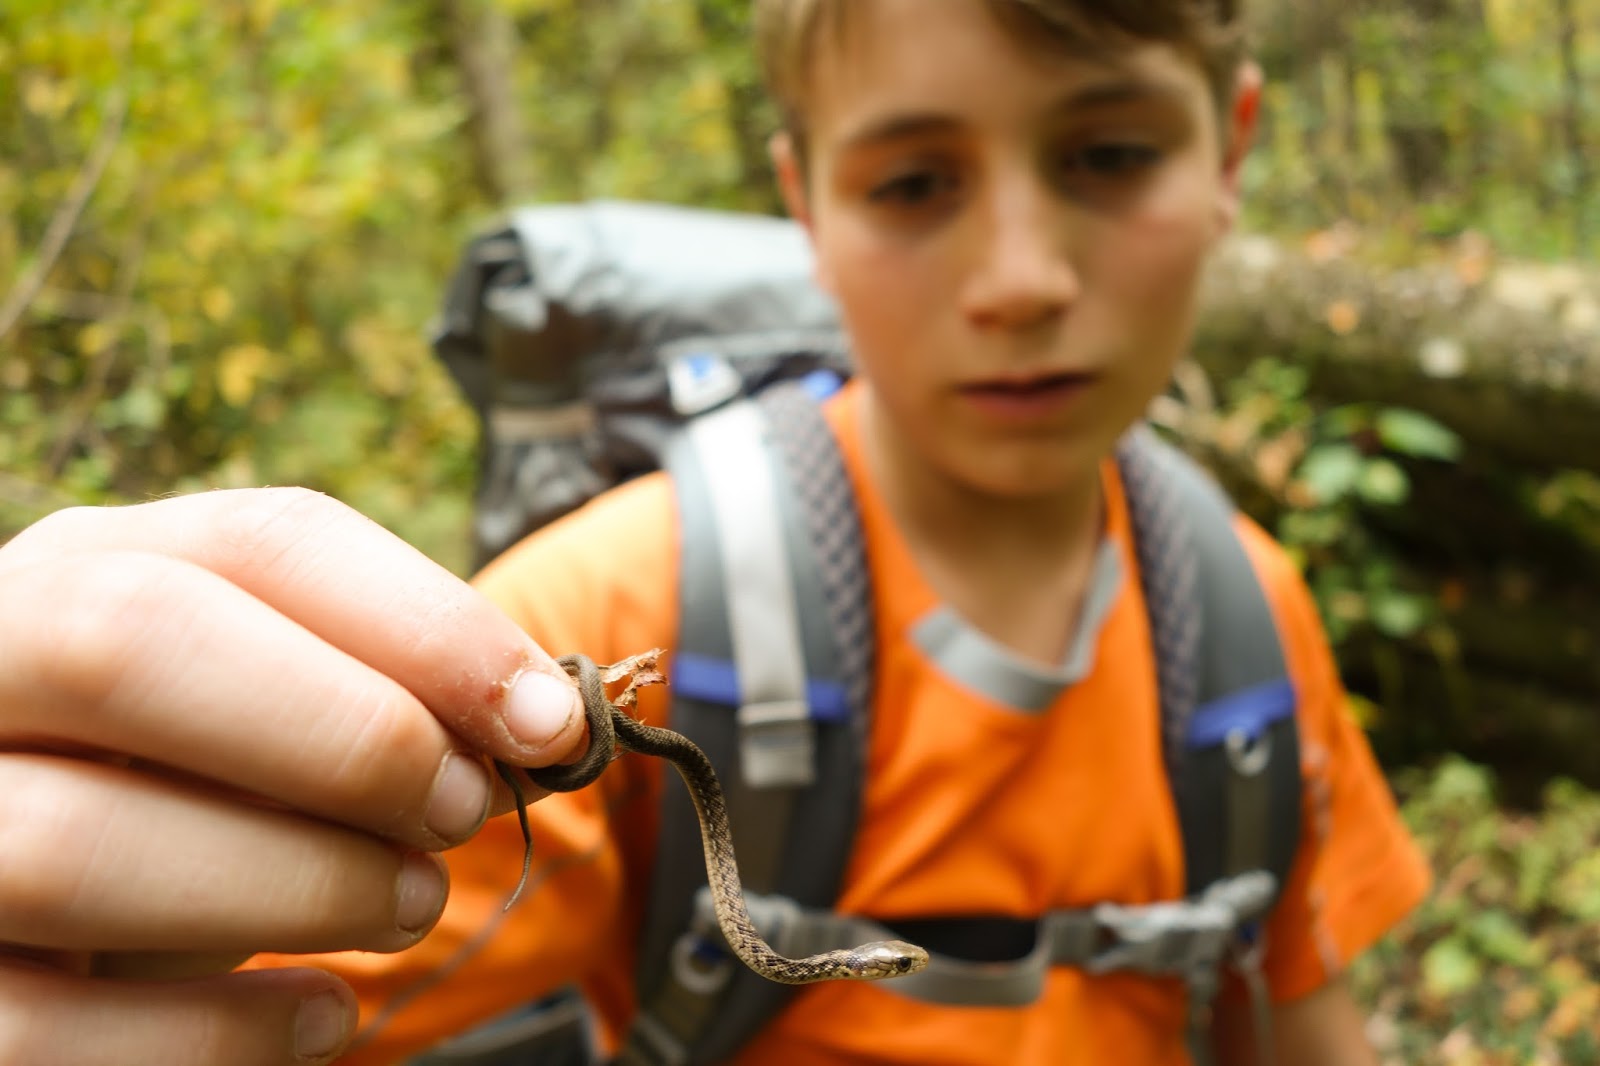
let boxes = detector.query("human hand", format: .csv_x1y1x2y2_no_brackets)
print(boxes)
0,488,588,1065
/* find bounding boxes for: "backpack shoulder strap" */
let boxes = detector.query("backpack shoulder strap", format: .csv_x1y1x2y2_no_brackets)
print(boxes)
621,377,872,1066
1117,426,1302,1065
1117,426,1302,899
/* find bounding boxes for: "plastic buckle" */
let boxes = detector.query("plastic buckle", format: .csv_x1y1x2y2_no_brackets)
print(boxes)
1206,870,1278,920
1225,726,1272,776
737,701,817,789
1087,897,1233,977
669,931,736,999
739,891,807,958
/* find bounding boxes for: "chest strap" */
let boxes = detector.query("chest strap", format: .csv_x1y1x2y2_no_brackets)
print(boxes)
619,872,1276,1065
718,872,1273,1004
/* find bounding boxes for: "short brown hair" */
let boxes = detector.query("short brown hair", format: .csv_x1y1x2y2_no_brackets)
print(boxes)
756,0,1247,150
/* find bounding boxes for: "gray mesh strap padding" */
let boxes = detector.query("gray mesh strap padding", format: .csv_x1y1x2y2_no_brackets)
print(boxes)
1115,428,1203,775
624,382,873,1066
1114,427,1299,894
756,383,874,723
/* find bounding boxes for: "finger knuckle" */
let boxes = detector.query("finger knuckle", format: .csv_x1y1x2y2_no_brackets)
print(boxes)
1,504,100,555
0,979,46,1066
210,486,357,569
0,762,103,930
319,688,438,818
15,554,187,712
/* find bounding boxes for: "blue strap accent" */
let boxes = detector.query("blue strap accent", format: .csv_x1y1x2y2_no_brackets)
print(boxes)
672,652,852,723
800,368,843,400
684,352,721,380
1185,678,1296,748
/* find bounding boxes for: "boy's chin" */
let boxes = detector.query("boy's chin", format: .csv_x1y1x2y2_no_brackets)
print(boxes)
936,444,1106,506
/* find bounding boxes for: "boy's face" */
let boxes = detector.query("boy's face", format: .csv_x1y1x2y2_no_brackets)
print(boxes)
776,0,1257,502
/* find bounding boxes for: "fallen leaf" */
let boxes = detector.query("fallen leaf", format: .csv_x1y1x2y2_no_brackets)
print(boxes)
1326,299,1362,335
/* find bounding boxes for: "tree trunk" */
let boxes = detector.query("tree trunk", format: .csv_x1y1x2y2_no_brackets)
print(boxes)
438,0,532,205
1194,236,1600,475
1555,0,1592,255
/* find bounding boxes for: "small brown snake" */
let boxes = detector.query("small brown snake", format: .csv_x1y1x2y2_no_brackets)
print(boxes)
494,653,929,985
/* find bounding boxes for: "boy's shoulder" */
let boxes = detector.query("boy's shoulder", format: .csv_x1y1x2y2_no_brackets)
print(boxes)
1227,512,1341,680
471,471,680,652
477,471,677,574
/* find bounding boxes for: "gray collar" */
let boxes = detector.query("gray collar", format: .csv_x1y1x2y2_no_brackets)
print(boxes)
909,538,1125,713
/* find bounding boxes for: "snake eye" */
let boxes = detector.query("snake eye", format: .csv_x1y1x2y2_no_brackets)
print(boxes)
896,957,914,973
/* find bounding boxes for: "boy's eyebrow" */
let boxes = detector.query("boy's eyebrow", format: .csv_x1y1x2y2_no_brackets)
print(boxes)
837,113,962,153
835,77,1191,152
1058,76,1190,111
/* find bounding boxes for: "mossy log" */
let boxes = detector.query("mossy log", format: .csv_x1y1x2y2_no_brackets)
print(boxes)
1193,236,1600,475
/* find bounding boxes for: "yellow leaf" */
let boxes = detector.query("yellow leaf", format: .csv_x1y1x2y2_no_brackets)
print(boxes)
216,344,273,407
1345,693,1382,729
1544,982,1600,1039
201,286,235,323
22,75,74,119
345,315,424,397
77,320,120,357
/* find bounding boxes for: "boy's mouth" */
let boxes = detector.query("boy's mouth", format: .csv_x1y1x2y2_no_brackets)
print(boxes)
959,371,1096,396
956,371,1099,420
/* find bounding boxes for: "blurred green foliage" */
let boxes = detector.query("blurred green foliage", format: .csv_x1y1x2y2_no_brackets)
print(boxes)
1356,759,1600,1064
1,0,483,566
3,0,1596,570
1218,357,1467,645
1247,0,1599,260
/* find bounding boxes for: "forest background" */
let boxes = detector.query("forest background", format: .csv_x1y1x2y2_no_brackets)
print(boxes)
2,0,1598,1060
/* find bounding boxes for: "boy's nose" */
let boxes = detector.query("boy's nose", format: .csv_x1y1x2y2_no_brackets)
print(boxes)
959,179,1079,332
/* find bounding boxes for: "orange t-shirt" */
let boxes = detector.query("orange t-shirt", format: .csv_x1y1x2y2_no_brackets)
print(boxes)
275,382,1429,1064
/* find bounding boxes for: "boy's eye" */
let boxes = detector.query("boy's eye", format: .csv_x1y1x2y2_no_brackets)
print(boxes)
1063,142,1162,176
868,169,957,206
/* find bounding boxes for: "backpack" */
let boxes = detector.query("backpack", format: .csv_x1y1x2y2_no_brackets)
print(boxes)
424,200,1303,1066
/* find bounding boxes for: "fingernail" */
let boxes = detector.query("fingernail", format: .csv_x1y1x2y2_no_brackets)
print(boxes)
424,752,491,844
294,988,354,1061
394,852,448,934
505,667,581,752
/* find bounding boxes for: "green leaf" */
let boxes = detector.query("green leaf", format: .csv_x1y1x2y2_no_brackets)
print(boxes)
1298,443,1364,504
1369,588,1429,637
1377,408,1463,461
1421,936,1484,998
1465,908,1541,966
1554,851,1600,922
1357,458,1411,505
117,385,166,431
1322,403,1372,440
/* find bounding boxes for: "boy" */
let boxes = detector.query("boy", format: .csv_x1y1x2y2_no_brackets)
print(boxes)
0,1,1426,1063
296,1,1429,1062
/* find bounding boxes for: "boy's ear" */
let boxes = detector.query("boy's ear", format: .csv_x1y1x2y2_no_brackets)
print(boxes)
1215,60,1263,233
769,131,813,232
770,131,834,290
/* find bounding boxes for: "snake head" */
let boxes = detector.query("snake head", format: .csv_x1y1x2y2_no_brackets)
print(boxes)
851,939,931,980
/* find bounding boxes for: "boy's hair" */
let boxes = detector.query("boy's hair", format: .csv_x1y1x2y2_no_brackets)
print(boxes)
755,0,1247,158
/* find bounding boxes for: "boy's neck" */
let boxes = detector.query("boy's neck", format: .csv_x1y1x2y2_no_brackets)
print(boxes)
861,389,1107,665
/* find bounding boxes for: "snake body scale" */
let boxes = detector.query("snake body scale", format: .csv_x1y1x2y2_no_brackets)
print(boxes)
494,654,928,985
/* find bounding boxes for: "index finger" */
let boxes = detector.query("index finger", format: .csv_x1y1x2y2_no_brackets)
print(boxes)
1,488,585,768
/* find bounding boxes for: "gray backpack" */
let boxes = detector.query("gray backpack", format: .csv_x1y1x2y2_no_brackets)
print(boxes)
424,201,1303,1066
